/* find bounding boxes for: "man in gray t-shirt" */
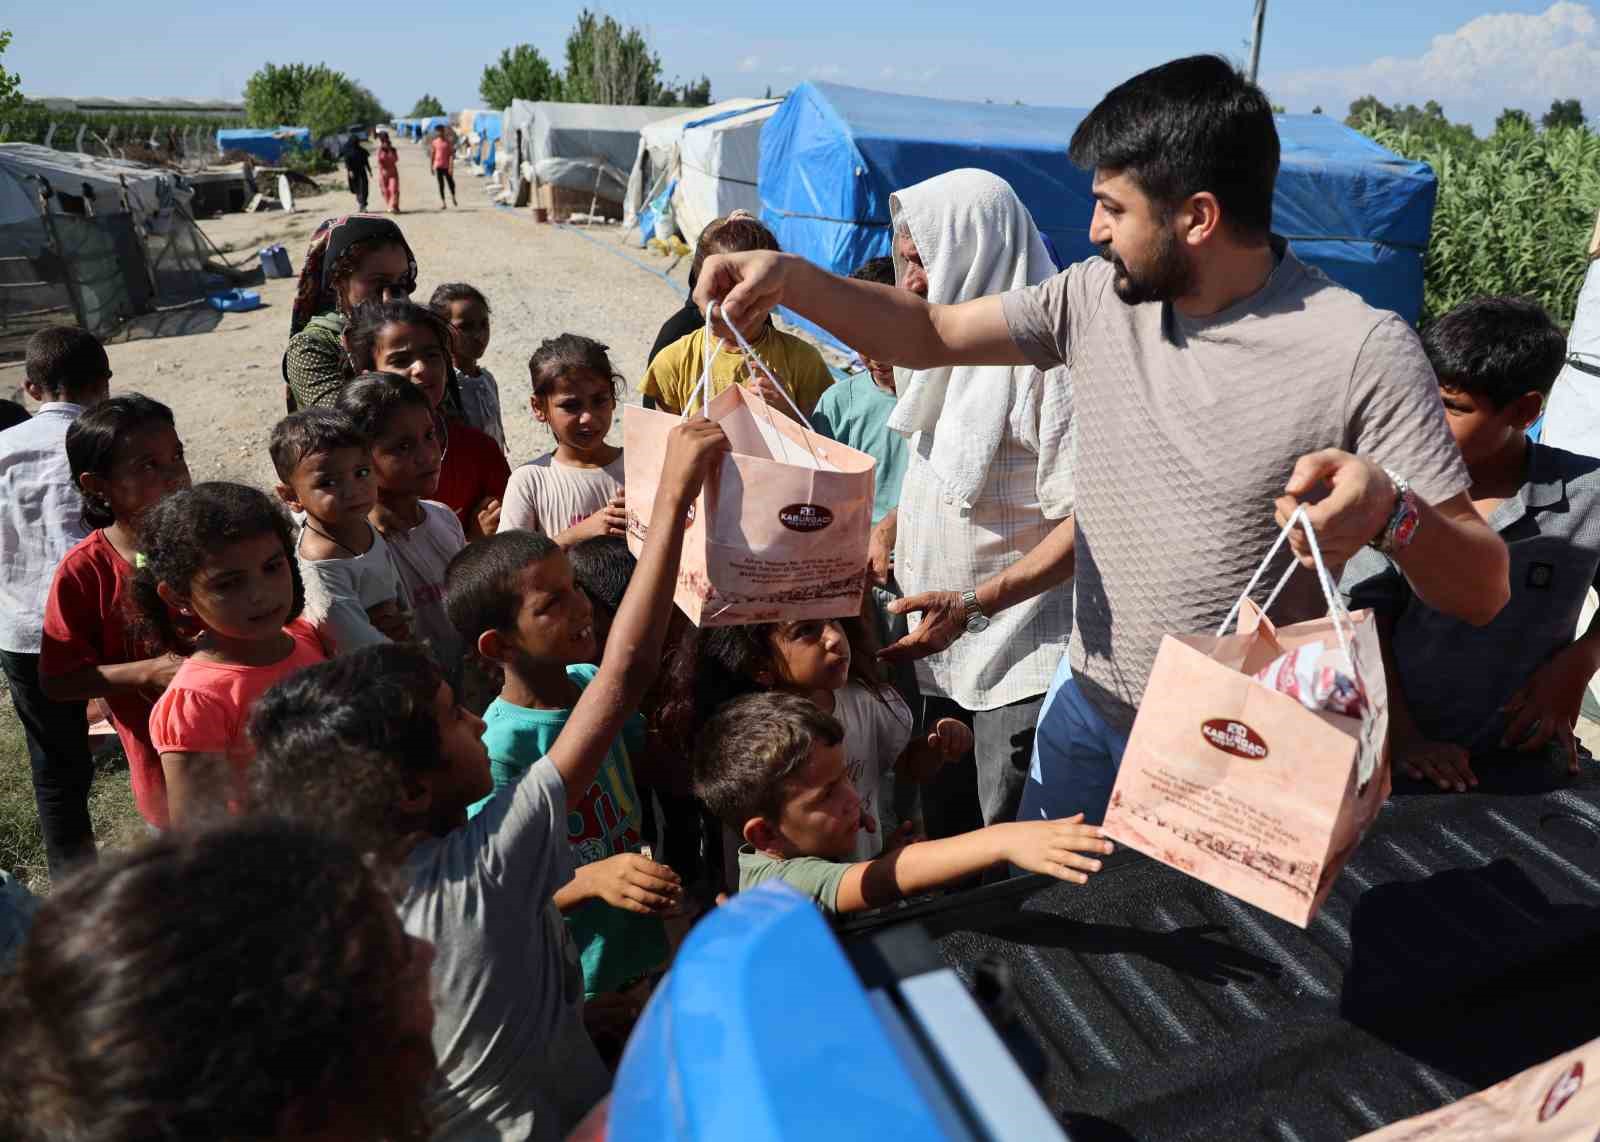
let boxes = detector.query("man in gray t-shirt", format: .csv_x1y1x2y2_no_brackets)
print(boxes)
692,55,1510,823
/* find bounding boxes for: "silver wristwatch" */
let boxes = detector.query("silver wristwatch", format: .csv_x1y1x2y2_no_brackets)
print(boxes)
961,589,990,634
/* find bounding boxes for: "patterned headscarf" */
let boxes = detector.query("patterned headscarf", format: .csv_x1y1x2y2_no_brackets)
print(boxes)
288,215,418,336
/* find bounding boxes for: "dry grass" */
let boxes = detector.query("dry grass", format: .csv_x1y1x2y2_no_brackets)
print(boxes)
0,691,144,895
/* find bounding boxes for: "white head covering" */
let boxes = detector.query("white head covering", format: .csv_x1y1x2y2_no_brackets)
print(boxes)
886,169,1060,507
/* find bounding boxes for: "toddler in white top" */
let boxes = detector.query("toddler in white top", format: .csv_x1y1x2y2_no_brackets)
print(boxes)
271,409,410,653
501,334,629,548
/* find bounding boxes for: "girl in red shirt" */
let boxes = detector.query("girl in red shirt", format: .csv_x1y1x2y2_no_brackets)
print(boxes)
344,299,509,538
135,483,331,825
376,130,402,214
430,125,457,209
41,395,192,829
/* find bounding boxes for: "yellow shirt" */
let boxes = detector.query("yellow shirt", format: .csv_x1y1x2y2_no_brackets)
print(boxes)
639,324,835,417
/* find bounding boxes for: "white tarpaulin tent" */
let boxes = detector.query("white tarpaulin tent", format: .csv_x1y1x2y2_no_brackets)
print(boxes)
673,101,781,247
502,100,676,210
0,143,208,350
622,98,771,231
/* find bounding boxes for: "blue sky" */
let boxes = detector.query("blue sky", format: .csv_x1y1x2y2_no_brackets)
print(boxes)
7,1,1597,132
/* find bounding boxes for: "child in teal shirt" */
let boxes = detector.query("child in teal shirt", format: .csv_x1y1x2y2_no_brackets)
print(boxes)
448,530,678,998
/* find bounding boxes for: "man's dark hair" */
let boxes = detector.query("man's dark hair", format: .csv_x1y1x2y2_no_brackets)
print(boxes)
249,644,448,850
25,326,110,399
851,257,895,286
1069,54,1279,238
445,529,561,647
269,409,370,482
692,691,844,829
1422,296,1568,407
568,537,635,616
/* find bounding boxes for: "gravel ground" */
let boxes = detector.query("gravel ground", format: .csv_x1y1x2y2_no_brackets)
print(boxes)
2,139,694,487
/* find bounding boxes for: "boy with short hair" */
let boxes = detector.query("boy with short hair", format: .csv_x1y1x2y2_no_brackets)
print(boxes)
694,691,1112,914
1348,296,1600,790
446,529,678,1003
249,415,727,1141
270,408,409,653
567,535,636,657
0,326,112,876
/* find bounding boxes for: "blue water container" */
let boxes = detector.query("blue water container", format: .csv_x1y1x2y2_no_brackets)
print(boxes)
259,245,292,278
207,289,263,313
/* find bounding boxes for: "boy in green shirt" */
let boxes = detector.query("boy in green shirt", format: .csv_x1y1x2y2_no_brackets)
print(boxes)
447,529,680,998
693,691,1113,913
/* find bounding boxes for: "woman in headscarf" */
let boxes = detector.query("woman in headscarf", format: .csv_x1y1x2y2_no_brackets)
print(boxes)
281,215,418,411
877,168,1075,838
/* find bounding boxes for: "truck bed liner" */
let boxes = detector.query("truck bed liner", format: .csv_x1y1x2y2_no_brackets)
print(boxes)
840,772,1600,1140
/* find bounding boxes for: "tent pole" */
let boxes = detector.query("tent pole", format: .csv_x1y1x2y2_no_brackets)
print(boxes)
1247,0,1268,84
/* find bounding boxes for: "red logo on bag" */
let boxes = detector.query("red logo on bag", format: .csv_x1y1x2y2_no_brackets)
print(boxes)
779,503,833,532
1539,1062,1584,1122
1200,719,1269,760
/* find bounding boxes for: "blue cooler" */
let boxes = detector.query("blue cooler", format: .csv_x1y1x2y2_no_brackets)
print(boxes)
259,245,292,279
207,289,262,313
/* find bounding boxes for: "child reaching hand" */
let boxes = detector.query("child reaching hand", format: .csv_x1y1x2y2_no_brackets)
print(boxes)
247,415,728,1140
335,373,465,668
446,530,676,1005
41,395,191,831
271,409,410,652
695,691,1113,914
137,483,330,825
499,335,628,546
430,282,507,452
344,299,509,538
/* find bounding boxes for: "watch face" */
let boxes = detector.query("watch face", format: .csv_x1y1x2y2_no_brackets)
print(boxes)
1393,510,1420,550
966,614,990,634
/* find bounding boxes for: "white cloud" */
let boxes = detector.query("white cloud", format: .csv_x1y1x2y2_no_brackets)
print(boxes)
1268,2,1600,128
737,55,762,73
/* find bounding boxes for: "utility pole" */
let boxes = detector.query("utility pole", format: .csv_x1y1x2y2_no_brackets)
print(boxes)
1247,0,1268,84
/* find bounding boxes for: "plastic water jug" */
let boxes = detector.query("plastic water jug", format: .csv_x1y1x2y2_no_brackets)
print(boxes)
259,245,292,278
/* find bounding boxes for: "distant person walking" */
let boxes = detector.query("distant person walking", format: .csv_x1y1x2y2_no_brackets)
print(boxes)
341,135,372,213
376,131,401,213
430,125,457,209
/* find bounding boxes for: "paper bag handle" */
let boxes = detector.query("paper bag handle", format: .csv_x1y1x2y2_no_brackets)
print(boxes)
1216,506,1358,672
682,303,820,468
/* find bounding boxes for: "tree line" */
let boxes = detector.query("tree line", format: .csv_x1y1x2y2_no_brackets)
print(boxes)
477,10,711,110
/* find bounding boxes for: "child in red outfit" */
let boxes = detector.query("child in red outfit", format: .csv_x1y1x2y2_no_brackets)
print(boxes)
41,395,192,829
376,131,402,213
430,125,457,208
135,483,330,825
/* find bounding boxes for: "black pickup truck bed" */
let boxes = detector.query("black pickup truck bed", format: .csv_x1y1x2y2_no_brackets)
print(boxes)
841,767,1600,1141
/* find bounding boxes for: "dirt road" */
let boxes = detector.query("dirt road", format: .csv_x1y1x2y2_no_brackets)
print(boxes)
8,138,693,488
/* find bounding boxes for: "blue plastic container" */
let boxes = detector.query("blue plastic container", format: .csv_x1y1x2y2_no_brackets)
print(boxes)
259,244,292,278
207,289,262,313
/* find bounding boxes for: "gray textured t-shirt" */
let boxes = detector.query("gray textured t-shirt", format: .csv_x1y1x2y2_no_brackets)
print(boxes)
1001,246,1468,731
402,758,610,1141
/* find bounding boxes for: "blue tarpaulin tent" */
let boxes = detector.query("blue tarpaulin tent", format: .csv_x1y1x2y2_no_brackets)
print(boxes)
216,126,312,163
759,82,1436,325
472,111,502,174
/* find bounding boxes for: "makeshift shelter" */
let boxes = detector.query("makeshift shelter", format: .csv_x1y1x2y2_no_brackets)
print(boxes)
759,82,1437,325
0,144,210,354
622,97,773,242
215,126,312,163
502,100,675,220
674,101,782,248
472,110,502,174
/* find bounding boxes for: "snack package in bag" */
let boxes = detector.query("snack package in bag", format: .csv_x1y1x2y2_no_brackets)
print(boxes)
1354,1036,1600,1140
1102,507,1390,927
625,306,876,626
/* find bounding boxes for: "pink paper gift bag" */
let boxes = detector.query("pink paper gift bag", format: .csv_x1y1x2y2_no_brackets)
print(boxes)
624,317,876,627
1354,1037,1600,1140
1102,508,1391,927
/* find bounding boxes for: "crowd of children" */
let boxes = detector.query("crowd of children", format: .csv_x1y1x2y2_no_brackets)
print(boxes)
0,190,1595,1141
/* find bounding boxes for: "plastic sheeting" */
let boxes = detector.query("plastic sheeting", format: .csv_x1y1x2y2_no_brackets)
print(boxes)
759,82,1437,325
1540,258,1600,458
215,126,311,163
622,97,772,233
674,101,780,247
503,99,676,207
0,143,193,229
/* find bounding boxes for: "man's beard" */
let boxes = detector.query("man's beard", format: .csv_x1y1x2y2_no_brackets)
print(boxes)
1102,228,1192,305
